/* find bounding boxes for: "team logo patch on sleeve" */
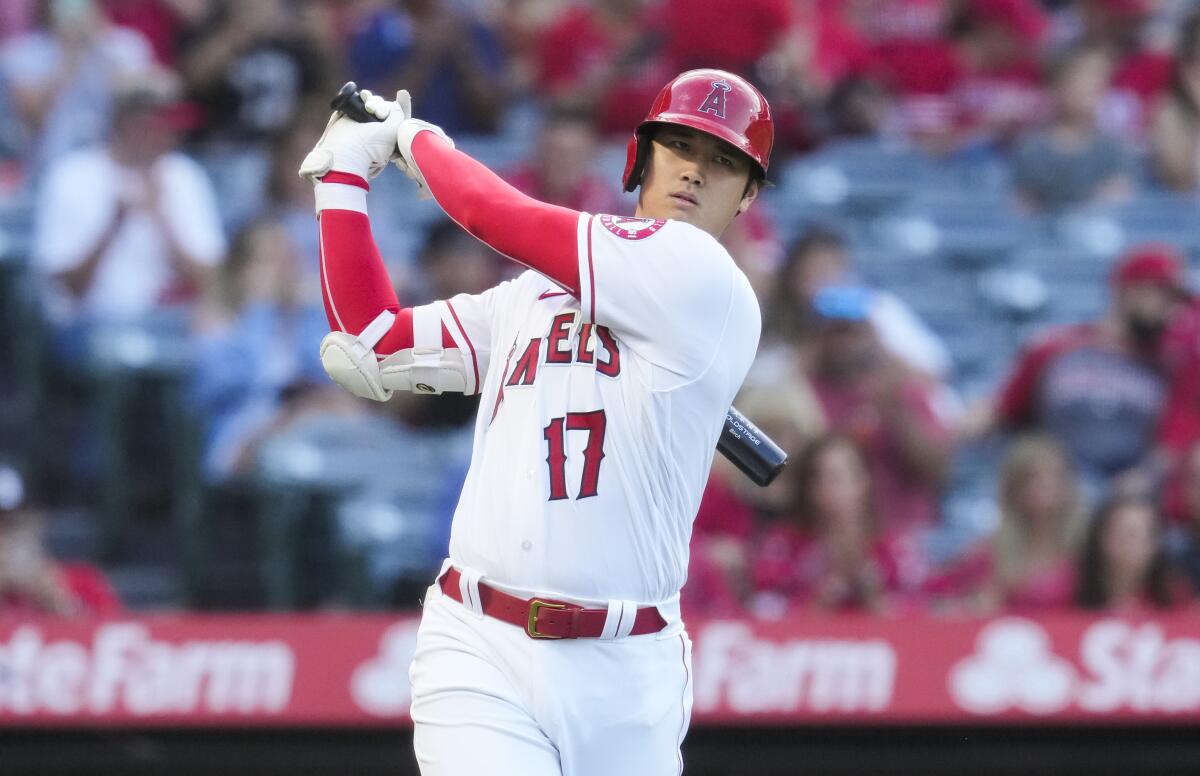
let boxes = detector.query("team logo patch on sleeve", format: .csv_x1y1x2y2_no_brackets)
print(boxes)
599,215,666,240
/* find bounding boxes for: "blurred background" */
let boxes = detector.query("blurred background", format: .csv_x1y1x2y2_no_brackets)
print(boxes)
2,0,1200,774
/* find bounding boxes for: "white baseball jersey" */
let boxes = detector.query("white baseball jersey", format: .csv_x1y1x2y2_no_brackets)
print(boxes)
413,214,760,604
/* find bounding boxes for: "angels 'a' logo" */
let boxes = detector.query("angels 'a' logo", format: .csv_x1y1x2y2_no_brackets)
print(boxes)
698,80,731,119
600,215,665,240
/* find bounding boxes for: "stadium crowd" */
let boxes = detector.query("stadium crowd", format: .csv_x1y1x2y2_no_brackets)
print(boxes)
2,0,1200,618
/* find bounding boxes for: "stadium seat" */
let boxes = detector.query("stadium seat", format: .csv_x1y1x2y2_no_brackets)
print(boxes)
776,138,933,217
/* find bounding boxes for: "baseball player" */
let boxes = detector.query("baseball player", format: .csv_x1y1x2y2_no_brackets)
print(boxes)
299,69,772,775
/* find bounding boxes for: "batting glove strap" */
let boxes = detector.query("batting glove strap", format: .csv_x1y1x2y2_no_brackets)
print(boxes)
394,119,455,200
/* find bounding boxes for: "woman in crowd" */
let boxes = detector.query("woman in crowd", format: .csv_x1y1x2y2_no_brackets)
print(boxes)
750,434,904,617
934,435,1084,613
1077,495,1191,611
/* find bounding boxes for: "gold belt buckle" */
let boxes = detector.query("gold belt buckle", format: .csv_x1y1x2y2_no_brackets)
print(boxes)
526,599,567,639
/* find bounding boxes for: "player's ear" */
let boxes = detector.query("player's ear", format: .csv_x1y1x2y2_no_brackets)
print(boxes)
736,178,760,216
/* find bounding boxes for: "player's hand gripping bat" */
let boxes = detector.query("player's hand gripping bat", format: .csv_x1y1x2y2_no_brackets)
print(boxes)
327,83,788,486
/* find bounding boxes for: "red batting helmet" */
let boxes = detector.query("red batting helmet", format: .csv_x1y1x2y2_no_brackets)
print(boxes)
622,68,773,192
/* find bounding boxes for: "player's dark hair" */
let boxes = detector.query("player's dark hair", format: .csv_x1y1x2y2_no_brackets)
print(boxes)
1075,495,1176,610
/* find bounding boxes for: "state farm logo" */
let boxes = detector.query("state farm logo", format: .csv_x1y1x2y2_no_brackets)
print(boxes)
0,624,294,716
350,622,419,716
949,619,1200,715
950,619,1074,714
599,215,665,240
693,622,896,714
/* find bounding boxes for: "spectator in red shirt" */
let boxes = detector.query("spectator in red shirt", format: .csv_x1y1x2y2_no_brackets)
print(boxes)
1076,494,1191,612
866,0,1048,151
681,380,829,619
931,435,1084,614
750,434,905,617
535,0,672,137
1067,0,1172,137
805,285,952,538
658,0,791,76
503,104,621,215
977,244,1188,496
1165,440,1200,596
1159,295,1200,462
1150,11,1200,192
0,464,121,617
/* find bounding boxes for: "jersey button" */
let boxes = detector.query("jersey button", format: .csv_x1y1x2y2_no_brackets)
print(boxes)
521,540,532,551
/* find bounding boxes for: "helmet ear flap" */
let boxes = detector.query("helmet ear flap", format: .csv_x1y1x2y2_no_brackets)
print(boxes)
621,132,650,192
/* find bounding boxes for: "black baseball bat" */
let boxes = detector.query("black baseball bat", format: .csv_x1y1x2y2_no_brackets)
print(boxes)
327,83,789,486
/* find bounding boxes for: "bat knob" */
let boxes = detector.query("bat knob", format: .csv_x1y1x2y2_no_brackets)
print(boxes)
329,81,380,124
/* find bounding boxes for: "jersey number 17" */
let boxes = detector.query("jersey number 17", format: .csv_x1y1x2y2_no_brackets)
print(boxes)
543,410,607,500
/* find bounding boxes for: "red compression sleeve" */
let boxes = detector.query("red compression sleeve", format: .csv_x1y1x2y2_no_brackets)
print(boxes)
411,131,582,295
318,193,453,355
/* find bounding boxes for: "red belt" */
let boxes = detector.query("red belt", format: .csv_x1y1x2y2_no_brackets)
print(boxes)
439,567,667,640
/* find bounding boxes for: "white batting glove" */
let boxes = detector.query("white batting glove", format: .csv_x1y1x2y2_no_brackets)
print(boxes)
394,117,455,200
298,89,411,184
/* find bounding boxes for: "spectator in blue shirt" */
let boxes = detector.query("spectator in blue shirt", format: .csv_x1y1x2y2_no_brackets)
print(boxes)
190,217,358,478
348,0,506,135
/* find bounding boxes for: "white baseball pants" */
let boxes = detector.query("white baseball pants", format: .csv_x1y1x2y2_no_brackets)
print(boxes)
409,578,693,776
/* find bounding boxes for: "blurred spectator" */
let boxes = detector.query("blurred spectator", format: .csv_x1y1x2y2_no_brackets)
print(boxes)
535,0,672,137
504,103,620,214
1061,0,1171,137
948,0,1049,148
0,0,155,170
716,203,784,303
190,217,344,479
750,434,907,617
31,77,226,329
264,113,328,277
681,470,756,619
1012,43,1133,211
682,378,830,619
102,0,190,66
348,0,505,135
756,0,877,151
806,285,953,537
386,220,499,432
864,0,1048,152
1149,11,1200,192
1076,494,1190,611
1166,439,1200,594
658,0,790,76
979,244,1188,496
406,219,507,305
0,0,36,39
1159,294,1200,459
177,0,327,143
0,463,120,616
764,227,952,379
931,435,1083,613
825,75,895,140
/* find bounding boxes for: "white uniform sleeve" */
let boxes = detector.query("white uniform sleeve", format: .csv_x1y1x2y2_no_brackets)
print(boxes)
403,280,508,395
576,214,761,386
